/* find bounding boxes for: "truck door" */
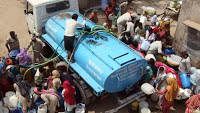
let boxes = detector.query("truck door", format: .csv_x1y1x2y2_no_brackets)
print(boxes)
25,1,35,34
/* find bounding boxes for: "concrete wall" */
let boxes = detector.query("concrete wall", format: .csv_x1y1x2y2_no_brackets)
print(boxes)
78,0,101,9
174,0,200,68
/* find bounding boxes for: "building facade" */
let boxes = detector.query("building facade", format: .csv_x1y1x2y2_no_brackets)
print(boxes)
174,0,200,68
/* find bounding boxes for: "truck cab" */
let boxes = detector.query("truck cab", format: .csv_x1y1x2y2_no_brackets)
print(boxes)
24,0,79,36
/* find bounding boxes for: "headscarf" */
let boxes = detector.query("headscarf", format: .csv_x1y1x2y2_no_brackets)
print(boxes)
63,80,76,105
185,93,200,113
34,87,60,100
155,62,182,87
15,47,31,65
153,27,159,34
52,70,60,79
47,76,53,89
190,67,197,74
165,78,179,102
16,75,31,101
151,15,158,24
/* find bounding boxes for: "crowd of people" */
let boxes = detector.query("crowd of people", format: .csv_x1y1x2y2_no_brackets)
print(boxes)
1,29,77,113
0,0,200,113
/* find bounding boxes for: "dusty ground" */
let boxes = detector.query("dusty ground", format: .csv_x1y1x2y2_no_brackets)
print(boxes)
0,0,184,113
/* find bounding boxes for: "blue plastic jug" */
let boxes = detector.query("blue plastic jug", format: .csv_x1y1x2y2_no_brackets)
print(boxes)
12,109,22,113
180,73,191,88
164,48,175,55
34,97,44,110
58,87,64,107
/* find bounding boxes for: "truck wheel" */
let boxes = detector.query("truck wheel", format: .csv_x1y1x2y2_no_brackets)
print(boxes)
73,80,91,105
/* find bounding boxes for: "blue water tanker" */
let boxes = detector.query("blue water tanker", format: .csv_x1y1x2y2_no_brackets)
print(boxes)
42,11,147,104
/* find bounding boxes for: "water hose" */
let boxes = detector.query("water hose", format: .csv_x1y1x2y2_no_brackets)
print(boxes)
28,40,64,60
114,9,121,28
23,49,65,79
67,33,86,72
23,25,115,78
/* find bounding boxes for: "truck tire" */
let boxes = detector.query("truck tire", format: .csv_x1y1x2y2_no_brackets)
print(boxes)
73,79,91,105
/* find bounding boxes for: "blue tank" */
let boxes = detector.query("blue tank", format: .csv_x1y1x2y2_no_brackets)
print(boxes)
42,11,147,95
164,48,175,55
180,73,191,88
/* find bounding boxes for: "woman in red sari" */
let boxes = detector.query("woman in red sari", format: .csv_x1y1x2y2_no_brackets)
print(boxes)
62,80,76,113
104,2,114,29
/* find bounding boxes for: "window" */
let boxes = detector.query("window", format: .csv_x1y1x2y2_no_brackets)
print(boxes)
46,1,70,13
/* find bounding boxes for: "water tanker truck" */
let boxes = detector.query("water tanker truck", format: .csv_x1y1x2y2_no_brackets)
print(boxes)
25,0,147,106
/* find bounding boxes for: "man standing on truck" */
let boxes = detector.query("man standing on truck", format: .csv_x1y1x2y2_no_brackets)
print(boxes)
26,35,45,64
5,31,20,52
64,14,86,62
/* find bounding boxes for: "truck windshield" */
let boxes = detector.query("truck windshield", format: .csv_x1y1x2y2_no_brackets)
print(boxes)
26,2,33,14
46,1,70,13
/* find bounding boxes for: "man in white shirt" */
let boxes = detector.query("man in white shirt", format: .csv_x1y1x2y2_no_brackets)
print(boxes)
178,51,191,73
139,13,147,27
5,31,20,52
117,12,136,35
64,14,86,62
119,0,132,15
126,21,134,37
147,38,167,60
27,35,45,63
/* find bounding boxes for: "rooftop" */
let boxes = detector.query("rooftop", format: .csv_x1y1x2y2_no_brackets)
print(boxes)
27,0,67,7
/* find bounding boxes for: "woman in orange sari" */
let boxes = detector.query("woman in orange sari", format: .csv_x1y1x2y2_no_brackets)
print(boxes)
156,78,179,113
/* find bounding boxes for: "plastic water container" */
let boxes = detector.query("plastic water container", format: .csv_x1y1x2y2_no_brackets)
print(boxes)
141,108,151,113
9,50,20,59
0,106,3,113
131,101,139,111
151,93,159,101
115,7,120,16
167,73,176,79
75,103,85,113
58,88,64,107
140,40,150,51
101,0,108,10
34,97,44,110
12,109,22,113
0,101,3,106
139,101,149,113
141,83,154,95
184,89,192,98
37,105,47,113
5,91,15,98
3,97,9,107
164,48,175,55
175,88,184,100
28,109,37,113
167,54,182,67
180,73,191,88
3,107,9,113
9,95,18,109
